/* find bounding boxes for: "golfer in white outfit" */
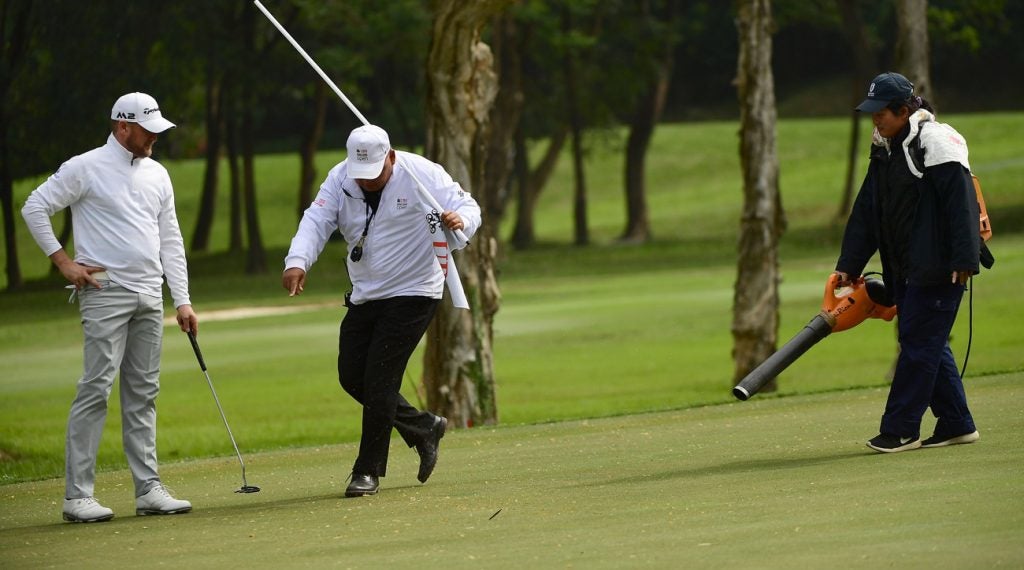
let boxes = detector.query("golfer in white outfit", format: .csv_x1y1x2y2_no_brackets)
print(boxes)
22,93,197,523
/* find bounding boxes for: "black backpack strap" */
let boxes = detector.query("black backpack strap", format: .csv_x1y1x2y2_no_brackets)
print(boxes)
907,127,927,174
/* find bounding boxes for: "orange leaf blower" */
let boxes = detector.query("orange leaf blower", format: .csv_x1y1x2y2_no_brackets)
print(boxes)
732,273,897,401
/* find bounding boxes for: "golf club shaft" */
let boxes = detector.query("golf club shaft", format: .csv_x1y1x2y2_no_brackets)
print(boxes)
186,332,250,486
201,368,250,486
252,0,470,245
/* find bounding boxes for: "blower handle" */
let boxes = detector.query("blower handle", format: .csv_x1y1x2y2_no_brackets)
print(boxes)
822,273,862,314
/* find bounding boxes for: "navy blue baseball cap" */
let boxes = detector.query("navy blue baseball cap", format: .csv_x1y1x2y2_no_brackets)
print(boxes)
855,72,914,113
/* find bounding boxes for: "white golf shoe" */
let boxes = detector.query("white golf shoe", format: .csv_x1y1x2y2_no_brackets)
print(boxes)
135,484,192,516
62,497,114,523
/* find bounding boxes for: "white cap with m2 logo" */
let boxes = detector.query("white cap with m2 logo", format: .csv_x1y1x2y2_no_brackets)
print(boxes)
110,92,176,133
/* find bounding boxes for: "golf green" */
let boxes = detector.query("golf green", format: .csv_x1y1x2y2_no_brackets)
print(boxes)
2,373,1021,568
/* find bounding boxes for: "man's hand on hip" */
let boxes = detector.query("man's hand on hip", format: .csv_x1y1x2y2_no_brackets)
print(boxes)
50,249,104,290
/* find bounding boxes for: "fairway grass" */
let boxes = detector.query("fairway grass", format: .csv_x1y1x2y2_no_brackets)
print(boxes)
2,234,1022,484
2,373,1021,569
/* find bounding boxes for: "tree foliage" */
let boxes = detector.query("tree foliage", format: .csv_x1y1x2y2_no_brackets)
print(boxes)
4,1,1021,284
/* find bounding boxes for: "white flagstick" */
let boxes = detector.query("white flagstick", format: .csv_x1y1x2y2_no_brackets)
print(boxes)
253,0,467,245
441,231,469,308
253,0,369,126
254,0,470,307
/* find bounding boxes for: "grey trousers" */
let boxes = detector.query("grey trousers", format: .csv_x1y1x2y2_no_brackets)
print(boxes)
66,281,163,499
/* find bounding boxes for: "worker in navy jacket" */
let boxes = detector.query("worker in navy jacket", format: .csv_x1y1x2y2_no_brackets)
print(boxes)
834,72,985,454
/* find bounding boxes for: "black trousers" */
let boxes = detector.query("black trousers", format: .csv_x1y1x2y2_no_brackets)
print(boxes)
338,296,440,477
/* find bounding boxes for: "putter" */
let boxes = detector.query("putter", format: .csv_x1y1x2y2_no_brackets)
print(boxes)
186,331,261,494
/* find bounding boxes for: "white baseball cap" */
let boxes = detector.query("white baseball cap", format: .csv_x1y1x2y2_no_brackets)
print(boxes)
346,125,391,179
110,92,176,133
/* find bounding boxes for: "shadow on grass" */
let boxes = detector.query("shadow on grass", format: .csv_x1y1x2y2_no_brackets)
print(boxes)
0,492,338,534
579,450,872,488
3,480,423,532
0,482,431,534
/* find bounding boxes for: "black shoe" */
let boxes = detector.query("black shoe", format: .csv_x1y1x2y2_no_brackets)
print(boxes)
921,430,979,448
345,474,379,497
416,416,448,483
867,433,921,453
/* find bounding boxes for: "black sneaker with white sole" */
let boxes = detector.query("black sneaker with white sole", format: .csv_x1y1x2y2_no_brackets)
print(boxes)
867,433,921,453
921,430,979,448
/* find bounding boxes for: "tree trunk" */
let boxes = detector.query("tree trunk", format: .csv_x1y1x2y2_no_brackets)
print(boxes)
225,103,243,254
835,0,876,222
0,0,32,291
241,108,265,274
562,5,589,247
620,2,675,244
510,127,568,250
191,67,223,252
0,125,21,291
298,81,328,220
480,12,523,226
895,0,931,100
241,2,265,274
732,0,785,390
421,0,509,428
620,89,658,244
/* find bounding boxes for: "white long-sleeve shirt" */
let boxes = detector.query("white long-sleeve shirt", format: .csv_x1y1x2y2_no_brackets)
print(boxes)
21,134,191,307
285,150,481,304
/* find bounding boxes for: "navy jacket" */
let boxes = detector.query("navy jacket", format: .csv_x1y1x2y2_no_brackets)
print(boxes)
836,135,981,289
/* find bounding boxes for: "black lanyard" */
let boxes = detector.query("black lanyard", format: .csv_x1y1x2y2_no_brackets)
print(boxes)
350,192,382,262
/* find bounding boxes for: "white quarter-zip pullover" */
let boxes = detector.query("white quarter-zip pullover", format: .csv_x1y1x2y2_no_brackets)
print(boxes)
22,134,191,307
285,150,481,304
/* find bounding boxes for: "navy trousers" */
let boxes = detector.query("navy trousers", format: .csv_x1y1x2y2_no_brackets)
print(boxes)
338,296,440,477
881,282,976,439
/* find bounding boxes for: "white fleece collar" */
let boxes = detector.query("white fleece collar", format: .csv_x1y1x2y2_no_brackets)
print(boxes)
871,109,969,178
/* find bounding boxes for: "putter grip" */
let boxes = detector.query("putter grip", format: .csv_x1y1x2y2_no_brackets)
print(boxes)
187,331,208,372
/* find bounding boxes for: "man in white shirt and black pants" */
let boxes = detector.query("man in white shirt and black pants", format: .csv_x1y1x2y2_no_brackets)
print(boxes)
22,93,197,522
283,125,481,497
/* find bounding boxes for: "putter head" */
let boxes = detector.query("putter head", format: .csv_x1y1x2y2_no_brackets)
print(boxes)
236,485,261,494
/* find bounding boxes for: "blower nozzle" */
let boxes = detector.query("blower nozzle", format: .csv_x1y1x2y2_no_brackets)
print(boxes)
732,274,896,400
